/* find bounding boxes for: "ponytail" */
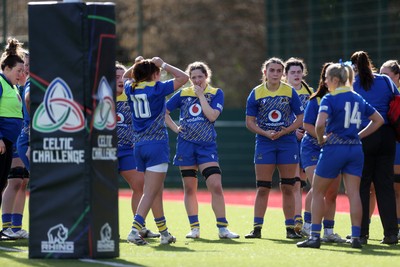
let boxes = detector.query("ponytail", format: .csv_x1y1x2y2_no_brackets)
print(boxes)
350,51,375,91
301,80,312,95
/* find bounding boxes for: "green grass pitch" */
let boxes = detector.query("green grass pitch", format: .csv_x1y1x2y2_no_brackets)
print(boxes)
0,196,398,267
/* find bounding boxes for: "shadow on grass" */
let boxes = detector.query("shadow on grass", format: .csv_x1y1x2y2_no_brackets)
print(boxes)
121,238,195,252
80,258,145,267
267,238,305,245
121,237,248,246
267,236,400,256
151,244,193,252
19,258,144,267
321,242,399,256
185,237,246,244
281,239,399,256
0,238,28,251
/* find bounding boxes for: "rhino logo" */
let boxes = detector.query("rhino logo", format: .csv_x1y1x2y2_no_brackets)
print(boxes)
41,223,74,253
100,223,112,241
97,222,115,252
47,223,68,243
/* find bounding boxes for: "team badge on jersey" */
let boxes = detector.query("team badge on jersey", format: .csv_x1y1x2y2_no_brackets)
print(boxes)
189,103,202,116
280,98,289,104
268,110,282,122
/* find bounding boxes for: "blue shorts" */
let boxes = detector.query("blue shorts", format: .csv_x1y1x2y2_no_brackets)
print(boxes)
297,139,305,169
117,147,136,172
173,139,219,166
394,143,400,165
315,145,363,178
17,131,30,171
12,143,19,158
134,142,170,172
300,138,320,169
254,137,299,165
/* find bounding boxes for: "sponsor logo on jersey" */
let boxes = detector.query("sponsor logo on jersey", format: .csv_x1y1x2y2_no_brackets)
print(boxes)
268,110,282,122
189,103,202,116
117,112,125,124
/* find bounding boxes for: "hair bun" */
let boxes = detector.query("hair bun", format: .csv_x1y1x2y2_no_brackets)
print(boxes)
5,37,23,56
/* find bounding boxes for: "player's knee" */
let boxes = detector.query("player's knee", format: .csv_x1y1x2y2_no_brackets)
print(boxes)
280,177,297,186
181,169,197,179
295,176,307,188
256,180,272,189
393,174,400,183
202,166,221,180
8,167,29,179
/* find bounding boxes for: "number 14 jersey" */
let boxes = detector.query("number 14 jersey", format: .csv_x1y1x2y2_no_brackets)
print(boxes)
319,87,376,145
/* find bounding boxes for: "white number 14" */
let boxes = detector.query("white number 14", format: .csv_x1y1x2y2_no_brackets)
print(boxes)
344,101,361,129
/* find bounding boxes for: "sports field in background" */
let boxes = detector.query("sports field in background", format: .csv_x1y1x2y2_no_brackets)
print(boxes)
0,190,397,267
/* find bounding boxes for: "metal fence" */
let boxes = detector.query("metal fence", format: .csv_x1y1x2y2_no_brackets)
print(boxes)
0,0,29,46
266,0,400,87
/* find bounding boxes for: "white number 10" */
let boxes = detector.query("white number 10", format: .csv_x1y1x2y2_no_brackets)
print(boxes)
131,94,151,118
344,101,361,129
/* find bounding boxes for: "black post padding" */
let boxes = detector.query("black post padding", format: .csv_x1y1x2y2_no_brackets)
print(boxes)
28,2,118,259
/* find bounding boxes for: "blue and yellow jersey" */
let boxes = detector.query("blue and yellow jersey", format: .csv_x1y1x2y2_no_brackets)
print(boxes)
319,87,376,145
246,82,304,141
125,79,174,145
22,80,30,126
166,85,224,145
293,84,313,130
295,84,313,109
302,97,321,146
18,79,30,138
117,91,135,149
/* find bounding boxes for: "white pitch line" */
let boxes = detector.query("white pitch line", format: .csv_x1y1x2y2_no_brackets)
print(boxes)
0,246,27,252
0,246,139,266
79,259,141,267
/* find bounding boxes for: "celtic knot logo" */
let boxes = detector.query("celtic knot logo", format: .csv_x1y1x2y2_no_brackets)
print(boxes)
32,78,85,133
93,76,116,130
